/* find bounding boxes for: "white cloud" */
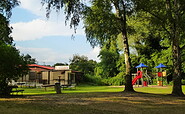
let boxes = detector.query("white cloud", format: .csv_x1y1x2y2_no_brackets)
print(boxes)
19,0,44,16
19,0,65,20
16,46,71,65
86,47,100,62
13,0,99,64
16,46,100,65
11,0,85,41
11,19,84,41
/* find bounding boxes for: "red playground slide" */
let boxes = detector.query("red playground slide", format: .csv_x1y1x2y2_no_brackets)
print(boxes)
132,71,142,85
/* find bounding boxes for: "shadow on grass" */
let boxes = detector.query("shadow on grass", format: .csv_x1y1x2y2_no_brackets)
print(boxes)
0,91,185,114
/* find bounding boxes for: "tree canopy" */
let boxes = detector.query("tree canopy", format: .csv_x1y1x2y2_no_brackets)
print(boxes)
69,54,97,75
0,0,29,95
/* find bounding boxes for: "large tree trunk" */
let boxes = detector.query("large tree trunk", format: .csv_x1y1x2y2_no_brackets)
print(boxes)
171,34,184,96
113,0,134,92
120,1,134,92
122,32,134,92
166,0,184,96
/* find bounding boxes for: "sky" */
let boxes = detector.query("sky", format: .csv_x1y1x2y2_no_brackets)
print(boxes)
10,0,100,65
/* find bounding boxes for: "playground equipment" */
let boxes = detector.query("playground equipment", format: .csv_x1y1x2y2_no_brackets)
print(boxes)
132,63,151,86
155,63,167,86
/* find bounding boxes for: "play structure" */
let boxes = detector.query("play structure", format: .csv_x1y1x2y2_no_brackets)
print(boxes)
132,63,167,87
155,63,167,86
132,63,151,87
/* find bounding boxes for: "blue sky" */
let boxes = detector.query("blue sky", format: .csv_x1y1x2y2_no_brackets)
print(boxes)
10,0,100,65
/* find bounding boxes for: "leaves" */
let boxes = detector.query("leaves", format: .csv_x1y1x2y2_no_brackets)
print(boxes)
0,0,19,18
69,54,97,75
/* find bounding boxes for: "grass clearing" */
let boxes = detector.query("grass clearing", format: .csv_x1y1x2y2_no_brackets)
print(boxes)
0,85,185,113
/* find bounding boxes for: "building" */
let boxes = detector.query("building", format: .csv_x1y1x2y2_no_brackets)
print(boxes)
17,64,79,86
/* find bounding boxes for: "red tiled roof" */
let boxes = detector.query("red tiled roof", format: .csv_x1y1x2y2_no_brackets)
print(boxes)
28,64,54,70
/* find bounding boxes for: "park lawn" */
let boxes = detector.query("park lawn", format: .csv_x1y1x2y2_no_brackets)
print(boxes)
22,85,185,95
21,85,124,95
0,85,185,113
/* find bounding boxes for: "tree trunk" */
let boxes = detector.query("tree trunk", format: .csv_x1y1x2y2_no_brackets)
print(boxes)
113,1,134,92
171,35,184,96
122,32,134,92
121,2,134,92
171,19,184,96
166,0,184,96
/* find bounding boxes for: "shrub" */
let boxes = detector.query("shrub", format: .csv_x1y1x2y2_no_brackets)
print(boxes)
182,80,185,85
102,72,125,86
82,74,103,85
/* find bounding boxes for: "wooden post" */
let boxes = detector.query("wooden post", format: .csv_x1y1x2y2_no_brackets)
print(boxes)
55,83,61,94
141,68,143,87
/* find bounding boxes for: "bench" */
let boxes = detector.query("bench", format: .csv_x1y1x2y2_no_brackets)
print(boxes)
61,84,76,90
42,85,55,91
8,86,24,95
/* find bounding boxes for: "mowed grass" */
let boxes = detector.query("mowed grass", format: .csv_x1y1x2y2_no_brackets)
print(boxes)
22,85,185,95
22,85,124,95
1,85,185,114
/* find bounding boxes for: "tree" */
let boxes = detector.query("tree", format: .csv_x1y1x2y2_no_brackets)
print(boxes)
84,0,135,92
0,0,29,95
42,0,135,92
135,0,185,96
0,43,29,95
53,63,69,67
0,0,19,18
97,38,120,78
69,54,97,75
0,0,19,45
0,14,13,44
0,0,19,44
23,54,37,64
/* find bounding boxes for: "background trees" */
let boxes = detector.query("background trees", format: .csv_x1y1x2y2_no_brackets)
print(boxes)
23,54,37,64
69,54,98,84
69,54,97,75
0,0,29,95
0,43,28,95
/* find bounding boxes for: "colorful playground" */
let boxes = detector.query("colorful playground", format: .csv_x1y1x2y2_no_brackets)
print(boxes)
132,63,167,87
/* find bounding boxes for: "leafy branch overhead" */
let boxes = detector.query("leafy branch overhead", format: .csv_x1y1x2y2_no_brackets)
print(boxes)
42,0,86,32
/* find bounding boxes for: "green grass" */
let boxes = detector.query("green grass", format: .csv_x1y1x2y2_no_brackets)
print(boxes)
1,85,185,114
22,84,124,95
134,86,173,94
21,85,185,95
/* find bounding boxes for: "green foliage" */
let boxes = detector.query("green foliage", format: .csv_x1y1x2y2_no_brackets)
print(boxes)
97,38,120,78
23,54,37,64
53,62,68,67
81,74,103,85
69,54,97,75
42,0,85,31
0,1,29,95
0,14,13,44
182,80,185,85
102,72,125,86
0,43,29,95
84,0,119,47
134,0,185,96
0,0,19,18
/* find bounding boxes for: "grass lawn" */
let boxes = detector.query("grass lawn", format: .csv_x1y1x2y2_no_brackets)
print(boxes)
0,85,185,114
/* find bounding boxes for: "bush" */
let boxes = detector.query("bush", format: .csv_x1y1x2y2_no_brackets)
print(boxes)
82,74,103,85
102,72,125,86
182,80,185,85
